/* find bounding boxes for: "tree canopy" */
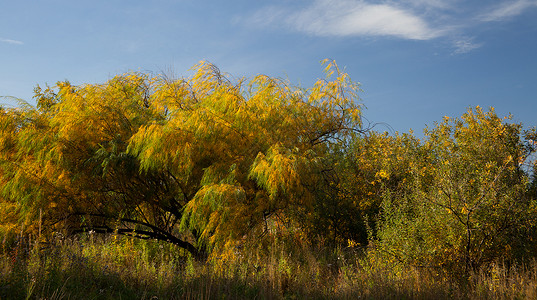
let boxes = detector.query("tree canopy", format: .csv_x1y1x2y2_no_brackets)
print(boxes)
374,107,537,273
1,62,536,273
0,61,363,258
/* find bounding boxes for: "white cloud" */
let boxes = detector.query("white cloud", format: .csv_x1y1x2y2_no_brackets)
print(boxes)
288,0,443,40
478,0,537,22
247,0,445,40
244,0,537,51
452,37,482,54
0,38,23,45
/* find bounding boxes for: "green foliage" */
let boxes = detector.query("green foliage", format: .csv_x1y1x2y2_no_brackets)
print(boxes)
374,107,537,273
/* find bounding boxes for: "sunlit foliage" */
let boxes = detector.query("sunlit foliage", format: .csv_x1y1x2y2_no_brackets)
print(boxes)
1,62,536,275
374,107,537,274
0,61,363,257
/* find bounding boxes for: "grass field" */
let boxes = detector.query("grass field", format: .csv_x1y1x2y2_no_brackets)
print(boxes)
1,233,537,299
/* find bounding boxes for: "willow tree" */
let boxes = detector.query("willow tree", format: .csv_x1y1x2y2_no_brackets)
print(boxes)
0,61,363,257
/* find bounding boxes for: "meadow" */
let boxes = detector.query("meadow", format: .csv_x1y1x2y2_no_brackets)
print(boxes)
2,233,537,299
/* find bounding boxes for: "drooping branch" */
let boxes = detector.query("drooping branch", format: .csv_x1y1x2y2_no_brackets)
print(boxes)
66,212,203,259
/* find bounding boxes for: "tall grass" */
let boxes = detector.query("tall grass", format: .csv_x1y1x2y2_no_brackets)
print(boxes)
1,233,536,299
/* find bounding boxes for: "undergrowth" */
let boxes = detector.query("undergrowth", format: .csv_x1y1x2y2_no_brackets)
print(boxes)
1,233,536,299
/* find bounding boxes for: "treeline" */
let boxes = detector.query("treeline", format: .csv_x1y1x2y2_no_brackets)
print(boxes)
1,61,536,275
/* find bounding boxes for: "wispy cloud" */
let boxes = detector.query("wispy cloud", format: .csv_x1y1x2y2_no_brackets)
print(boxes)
0,38,24,45
291,0,443,40
478,0,537,22
245,0,537,54
250,0,444,40
452,37,482,54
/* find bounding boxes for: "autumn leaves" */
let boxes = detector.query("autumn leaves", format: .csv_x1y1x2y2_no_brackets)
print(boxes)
1,62,535,272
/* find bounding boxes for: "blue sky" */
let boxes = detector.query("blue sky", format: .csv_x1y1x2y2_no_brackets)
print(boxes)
1,0,536,134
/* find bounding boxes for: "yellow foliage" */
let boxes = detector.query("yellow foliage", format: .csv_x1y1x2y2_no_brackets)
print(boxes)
0,60,366,257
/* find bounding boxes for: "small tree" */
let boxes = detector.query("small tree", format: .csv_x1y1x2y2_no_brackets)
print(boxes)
375,107,536,274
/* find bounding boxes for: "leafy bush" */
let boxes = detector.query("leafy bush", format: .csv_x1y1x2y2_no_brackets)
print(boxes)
374,107,537,274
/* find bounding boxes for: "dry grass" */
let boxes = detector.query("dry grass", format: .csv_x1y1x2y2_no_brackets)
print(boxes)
1,234,537,299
